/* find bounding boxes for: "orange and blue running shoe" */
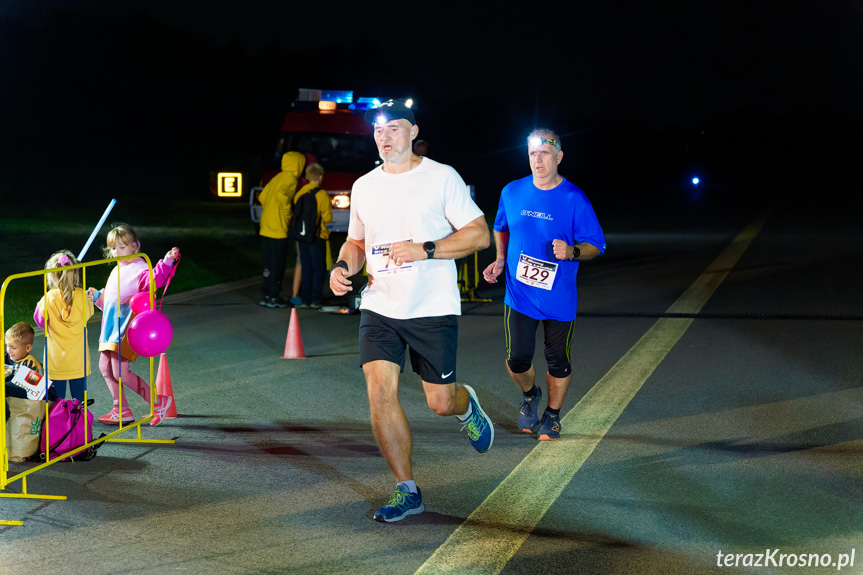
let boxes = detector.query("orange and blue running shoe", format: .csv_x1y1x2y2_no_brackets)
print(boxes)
536,412,561,441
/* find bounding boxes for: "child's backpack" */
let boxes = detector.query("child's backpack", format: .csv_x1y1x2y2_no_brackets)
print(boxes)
39,398,102,462
289,188,321,244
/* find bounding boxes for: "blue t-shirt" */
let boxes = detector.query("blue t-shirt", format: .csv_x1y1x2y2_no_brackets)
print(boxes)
493,176,606,321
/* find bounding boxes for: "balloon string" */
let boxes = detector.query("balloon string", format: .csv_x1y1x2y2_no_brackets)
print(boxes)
158,260,179,311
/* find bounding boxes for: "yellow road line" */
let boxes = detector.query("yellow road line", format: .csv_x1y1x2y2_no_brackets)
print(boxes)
416,215,769,575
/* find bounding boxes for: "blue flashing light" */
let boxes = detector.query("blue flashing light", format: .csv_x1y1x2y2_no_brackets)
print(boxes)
320,90,354,104
692,177,700,185
348,97,381,110
350,97,382,111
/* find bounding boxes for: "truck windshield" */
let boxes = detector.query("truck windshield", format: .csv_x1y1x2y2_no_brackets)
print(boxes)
286,132,379,173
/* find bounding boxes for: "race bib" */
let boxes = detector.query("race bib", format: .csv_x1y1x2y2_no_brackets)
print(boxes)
369,241,418,277
516,253,558,291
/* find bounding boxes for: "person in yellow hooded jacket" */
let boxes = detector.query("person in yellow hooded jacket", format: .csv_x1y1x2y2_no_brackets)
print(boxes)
259,151,305,308
33,251,94,403
292,162,333,308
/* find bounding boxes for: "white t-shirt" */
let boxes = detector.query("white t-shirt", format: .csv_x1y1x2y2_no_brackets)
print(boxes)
349,157,483,319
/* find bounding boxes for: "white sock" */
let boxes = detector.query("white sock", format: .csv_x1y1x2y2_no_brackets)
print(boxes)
397,480,417,494
457,403,473,422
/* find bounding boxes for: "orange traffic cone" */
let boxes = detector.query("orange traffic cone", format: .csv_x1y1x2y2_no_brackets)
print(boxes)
156,353,178,418
282,308,306,359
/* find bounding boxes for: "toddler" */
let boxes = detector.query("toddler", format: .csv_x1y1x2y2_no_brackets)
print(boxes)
89,223,179,427
4,322,44,421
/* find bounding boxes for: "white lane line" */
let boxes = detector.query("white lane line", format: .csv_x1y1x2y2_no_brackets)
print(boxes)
415,215,768,575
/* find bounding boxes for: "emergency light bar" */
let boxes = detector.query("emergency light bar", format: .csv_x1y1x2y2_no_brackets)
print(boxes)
295,89,389,112
320,90,353,103
297,88,354,103
349,97,382,111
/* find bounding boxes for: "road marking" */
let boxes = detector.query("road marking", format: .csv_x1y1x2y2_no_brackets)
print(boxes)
415,215,768,575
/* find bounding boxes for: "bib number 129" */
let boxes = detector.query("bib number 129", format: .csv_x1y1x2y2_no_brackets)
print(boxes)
516,254,558,291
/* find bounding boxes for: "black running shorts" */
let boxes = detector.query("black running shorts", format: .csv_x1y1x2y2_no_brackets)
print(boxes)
359,310,458,384
504,304,575,378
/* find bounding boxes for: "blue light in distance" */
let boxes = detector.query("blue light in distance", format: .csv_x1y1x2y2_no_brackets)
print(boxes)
692,177,700,185
350,97,382,111
320,90,353,104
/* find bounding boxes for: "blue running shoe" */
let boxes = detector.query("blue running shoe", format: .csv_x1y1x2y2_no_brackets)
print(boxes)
518,387,542,434
536,412,561,441
373,485,424,523
460,385,494,453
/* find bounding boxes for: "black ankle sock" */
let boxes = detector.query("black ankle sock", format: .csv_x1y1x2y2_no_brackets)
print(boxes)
545,407,560,417
523,385,540,398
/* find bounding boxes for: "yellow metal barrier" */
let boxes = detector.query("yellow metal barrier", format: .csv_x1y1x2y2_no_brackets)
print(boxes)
1,253,176,525
459,253,491,302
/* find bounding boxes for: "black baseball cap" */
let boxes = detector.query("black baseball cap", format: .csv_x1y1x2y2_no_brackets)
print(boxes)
364,99,416,125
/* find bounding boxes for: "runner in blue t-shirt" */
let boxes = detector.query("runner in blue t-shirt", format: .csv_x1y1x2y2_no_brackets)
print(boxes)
483,128,606,440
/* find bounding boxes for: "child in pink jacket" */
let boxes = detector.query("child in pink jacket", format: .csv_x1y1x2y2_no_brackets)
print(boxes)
88,223,179,427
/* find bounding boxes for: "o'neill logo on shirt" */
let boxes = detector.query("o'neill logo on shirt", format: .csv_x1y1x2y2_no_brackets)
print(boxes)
521,210,553,221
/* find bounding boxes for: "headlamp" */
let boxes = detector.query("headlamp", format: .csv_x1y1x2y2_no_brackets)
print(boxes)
528,136,560,150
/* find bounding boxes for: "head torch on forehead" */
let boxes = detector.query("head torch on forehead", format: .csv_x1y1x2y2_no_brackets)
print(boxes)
528,136,560,150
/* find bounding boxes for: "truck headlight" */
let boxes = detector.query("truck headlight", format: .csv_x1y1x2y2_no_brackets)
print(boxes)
331,194,350,209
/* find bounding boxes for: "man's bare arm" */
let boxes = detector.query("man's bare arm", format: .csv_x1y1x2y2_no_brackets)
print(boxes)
330,237,366,295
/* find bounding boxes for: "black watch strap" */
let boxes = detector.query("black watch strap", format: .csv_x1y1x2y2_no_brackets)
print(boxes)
569,245,581,261
331,260,349,273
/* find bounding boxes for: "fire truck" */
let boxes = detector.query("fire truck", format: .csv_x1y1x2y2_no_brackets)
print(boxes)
245,89,384,233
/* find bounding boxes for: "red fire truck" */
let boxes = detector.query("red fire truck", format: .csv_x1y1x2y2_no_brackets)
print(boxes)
247,89,384,232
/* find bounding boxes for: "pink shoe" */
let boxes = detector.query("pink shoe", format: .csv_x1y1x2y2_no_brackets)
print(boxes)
150,395,173,427
97,407,134,425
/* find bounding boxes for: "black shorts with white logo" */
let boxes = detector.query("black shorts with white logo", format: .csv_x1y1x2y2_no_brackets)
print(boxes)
359,310,458,384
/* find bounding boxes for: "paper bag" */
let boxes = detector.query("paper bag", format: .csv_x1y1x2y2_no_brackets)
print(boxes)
5,397,46,462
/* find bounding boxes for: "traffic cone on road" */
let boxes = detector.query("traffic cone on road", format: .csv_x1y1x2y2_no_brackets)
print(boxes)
282,308,306,359
156,353,178,418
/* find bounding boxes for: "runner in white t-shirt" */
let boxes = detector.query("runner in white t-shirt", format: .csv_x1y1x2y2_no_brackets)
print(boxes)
329,99,494,523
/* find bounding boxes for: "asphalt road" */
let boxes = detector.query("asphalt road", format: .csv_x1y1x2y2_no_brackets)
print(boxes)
1,199,861,575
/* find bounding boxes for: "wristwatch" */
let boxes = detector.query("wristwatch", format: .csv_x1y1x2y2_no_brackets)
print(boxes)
569,244,581,261
423,241,436,260
331,260,349,273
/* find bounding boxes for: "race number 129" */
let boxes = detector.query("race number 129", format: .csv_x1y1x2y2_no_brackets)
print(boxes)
516,254,558,291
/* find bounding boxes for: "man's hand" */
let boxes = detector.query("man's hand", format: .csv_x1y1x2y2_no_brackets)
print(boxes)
483,260,505,284
387,241,425,267
330,266,353,296
552,239,572,261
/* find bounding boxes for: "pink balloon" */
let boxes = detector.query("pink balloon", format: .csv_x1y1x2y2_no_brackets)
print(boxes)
127,309,173,357
129,292,153,315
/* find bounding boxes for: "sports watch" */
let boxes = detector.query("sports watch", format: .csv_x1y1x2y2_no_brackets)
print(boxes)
331,260,349,273
569,244,581,261
423,241,436,260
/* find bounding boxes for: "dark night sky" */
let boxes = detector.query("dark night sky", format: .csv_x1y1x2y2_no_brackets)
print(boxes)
2,1,863,209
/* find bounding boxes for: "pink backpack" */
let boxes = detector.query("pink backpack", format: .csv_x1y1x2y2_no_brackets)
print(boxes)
39,399,98,462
